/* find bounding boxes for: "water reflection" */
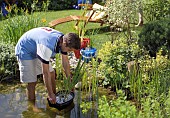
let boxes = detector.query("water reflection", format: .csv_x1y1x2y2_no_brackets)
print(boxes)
0,87,27,118
0,84,98,118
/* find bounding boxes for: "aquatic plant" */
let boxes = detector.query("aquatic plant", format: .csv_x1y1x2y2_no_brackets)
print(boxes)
98,90,138,118
63,58,85,92
55,55,85,101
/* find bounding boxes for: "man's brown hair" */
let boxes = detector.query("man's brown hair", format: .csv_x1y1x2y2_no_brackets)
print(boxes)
63,33,80,50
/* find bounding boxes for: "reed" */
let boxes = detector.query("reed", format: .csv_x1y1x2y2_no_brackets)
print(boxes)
56,56,85,94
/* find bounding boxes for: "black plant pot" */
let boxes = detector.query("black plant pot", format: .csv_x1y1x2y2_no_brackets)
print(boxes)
47,90,75,110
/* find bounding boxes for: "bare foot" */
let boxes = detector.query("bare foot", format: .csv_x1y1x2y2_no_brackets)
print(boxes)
27,100,42,113
32,106,42,113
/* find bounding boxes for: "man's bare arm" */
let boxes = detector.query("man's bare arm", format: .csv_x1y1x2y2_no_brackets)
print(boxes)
61,54,71,78
41,63,56,104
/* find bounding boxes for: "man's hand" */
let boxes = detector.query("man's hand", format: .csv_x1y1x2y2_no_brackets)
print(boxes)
48,93,56,104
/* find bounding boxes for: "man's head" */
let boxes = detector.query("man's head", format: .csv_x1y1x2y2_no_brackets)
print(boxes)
63,33,80,50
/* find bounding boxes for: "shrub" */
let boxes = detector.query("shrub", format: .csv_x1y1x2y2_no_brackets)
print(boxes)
17,0,32,12
17,0,50,12
98,38,142,89
0,43,18,82
104,0,140,27
48,0,77,10
138,19,170,58
17,0,76,12
143,0,170,22
138,53,170,93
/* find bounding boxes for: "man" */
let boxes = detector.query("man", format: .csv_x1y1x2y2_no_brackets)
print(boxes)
15,27,80,104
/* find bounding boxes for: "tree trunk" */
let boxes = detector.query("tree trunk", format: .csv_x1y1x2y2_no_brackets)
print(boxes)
136,2,143,26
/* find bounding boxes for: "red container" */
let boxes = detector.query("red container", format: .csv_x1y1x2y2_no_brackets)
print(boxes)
74,38,90,59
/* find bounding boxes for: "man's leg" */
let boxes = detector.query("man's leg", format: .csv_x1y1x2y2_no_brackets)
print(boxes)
27,82,37,100
27,96,42,112
18,58,38,100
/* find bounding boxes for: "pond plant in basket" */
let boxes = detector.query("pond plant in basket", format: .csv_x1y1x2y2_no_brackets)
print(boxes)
47,58,85,110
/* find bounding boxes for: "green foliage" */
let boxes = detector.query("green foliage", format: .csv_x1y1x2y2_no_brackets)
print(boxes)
138,19,170,57
165,89,170,117
55,55,85,92
17,0,33,12
139,54,170,93
48,0,77,10
17,0,51,12
128,52,170,103
143,0,170,22
0,3,25,20
31,0,50,11
98,90,137,118
104,0,141,41
11,0,75,12
0,13,46,45
0,8,170,117
0,43,17,81
80,101,92,114
63,58,85,92
105,0,140,27
138,92,167,118
98,89,170,118
98,38,142,88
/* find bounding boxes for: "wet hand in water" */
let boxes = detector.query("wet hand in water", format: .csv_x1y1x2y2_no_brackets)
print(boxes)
48,93,56,104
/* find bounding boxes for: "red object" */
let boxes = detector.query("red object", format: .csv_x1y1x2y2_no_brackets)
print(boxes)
74,38,90,59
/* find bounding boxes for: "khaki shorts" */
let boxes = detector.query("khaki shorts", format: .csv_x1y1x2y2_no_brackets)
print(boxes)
18,58,54,83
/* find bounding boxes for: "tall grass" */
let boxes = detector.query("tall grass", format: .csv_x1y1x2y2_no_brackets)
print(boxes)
79,58,99,114
0,13,46,45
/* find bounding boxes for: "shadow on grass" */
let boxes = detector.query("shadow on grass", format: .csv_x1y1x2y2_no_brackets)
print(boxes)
85,25,128,36
85,26,111,35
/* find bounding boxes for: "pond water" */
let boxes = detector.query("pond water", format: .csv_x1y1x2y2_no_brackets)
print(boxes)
0,82,114,118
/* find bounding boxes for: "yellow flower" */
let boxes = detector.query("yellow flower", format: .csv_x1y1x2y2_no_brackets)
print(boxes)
41,18,47,23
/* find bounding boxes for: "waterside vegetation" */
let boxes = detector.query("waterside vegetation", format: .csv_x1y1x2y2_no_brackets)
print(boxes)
0,0,170,117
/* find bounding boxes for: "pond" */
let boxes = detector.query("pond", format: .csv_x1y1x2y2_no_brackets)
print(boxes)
0,81,114,118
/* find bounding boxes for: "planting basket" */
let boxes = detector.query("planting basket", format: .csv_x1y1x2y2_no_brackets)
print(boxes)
74,38,90,59
80,47,97,62
47,90,75,110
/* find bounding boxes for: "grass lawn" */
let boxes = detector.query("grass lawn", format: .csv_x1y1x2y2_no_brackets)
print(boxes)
36,10,142,50
41,10,111,50
38,10,112,50
0,9,141,50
